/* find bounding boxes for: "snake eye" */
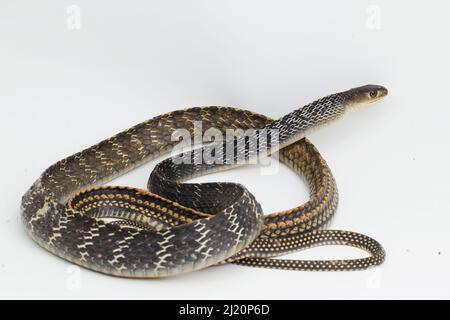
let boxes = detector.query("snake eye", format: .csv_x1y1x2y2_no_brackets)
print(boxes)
369,89,378,98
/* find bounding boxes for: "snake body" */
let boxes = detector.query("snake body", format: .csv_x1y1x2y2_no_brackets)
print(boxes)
21,85,387,277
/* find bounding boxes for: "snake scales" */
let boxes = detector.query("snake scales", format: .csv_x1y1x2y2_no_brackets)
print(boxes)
21,85,387,278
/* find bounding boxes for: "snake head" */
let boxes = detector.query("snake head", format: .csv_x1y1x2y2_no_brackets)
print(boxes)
343,84,388,110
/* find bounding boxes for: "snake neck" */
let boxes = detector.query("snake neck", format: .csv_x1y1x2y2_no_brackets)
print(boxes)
265,93,346,149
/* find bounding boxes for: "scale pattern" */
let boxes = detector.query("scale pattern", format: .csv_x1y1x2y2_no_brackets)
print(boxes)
21,92,385,277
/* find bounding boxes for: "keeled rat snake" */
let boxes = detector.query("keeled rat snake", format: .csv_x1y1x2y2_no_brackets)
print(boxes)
21,85,387,278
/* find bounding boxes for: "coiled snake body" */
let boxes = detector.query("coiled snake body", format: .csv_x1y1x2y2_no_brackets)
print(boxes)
21,85,387,278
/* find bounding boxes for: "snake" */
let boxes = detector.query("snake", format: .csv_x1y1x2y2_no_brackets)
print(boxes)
21,84,388,278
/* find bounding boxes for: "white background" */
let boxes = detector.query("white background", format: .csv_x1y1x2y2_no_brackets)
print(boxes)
1,1,449,299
